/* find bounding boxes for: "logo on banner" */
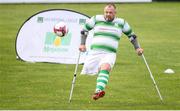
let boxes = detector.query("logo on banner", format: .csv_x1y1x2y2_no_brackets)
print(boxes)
43,32,72,53
37,16,79,23
37,17,44,23
79,18,86,24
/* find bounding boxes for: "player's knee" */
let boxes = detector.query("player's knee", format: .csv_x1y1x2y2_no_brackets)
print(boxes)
100,63,111,71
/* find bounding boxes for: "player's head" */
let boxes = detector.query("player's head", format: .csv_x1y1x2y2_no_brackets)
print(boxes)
104,3,116,21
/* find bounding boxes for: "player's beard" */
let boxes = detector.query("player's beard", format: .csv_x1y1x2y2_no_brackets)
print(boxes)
104,15,115,22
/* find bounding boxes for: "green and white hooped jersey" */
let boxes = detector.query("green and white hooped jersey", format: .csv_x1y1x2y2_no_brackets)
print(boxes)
83,15,134,53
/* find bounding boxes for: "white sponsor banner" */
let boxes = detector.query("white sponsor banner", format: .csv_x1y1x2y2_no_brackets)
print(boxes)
16,9,93,64
0,0,152,3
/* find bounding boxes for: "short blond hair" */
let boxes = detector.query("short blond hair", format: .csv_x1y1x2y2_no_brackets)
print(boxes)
106,3,116,9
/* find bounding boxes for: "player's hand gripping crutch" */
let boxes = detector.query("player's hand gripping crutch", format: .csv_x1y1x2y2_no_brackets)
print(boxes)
69,51,81,103
138,43,163,101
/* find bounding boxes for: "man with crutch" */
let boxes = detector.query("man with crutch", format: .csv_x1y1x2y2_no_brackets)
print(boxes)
69,3,163,102
79,3,144,100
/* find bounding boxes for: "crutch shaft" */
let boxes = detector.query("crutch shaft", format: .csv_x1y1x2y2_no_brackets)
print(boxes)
142,54,163,101
69,52,81,103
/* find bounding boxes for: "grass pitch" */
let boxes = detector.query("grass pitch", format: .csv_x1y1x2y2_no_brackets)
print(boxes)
0,2,180,110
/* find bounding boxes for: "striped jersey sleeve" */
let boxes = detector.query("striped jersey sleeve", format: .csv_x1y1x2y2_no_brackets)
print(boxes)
83,16,96,31
122,20,135,37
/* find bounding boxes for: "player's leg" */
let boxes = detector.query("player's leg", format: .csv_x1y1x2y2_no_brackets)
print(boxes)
92,63,111,100
92,53,116,100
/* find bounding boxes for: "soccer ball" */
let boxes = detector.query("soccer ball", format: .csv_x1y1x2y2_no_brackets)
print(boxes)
53,22,68,37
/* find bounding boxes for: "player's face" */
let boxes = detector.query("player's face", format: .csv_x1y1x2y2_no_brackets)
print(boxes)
104,6,116,21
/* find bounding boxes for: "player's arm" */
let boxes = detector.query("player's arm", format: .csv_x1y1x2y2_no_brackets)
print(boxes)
129,34,143,56
122,20,143,56
79,30,88,52
79,16,96,52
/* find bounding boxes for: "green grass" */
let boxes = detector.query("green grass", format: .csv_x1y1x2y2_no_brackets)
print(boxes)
0,2,180,110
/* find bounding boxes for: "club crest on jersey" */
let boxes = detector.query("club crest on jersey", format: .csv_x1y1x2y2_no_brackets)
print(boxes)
114,23,119,27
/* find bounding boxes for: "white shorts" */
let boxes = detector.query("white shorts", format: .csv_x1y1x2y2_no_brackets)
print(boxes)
81,50,116,75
